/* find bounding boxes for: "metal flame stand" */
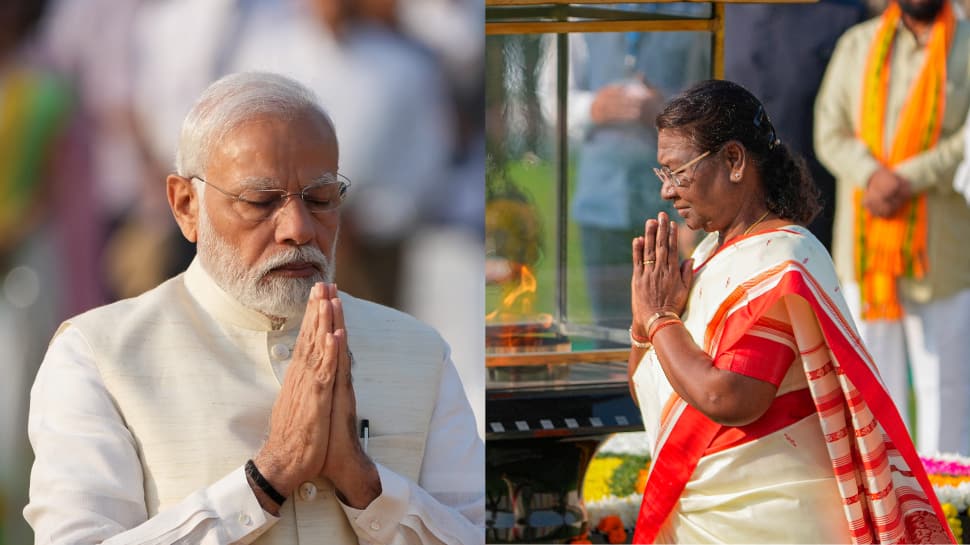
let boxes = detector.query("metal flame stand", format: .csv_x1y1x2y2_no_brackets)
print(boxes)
486,344,640,543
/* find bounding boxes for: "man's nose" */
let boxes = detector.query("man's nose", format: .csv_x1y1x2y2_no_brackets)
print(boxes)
273,196,315,245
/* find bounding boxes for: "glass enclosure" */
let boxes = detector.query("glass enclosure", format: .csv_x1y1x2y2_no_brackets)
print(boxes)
485,6,714,388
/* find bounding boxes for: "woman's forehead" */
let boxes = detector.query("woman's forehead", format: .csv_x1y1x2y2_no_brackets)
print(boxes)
658,128,693,146
657,130,697,160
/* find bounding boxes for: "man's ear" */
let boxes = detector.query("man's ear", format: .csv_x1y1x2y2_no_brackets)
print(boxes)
168,174,199,243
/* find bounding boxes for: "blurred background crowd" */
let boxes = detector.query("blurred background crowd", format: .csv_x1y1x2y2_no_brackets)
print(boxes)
0,0,483,542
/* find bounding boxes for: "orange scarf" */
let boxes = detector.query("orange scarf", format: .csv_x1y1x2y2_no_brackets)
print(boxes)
856,0,954,320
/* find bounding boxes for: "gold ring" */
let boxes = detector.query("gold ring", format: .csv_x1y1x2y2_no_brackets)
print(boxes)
643,259,656,265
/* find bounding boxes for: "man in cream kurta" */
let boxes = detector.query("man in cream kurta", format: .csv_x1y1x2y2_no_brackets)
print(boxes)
24,72,484,544
814,0,970,456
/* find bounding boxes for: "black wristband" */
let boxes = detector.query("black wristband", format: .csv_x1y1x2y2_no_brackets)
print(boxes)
245,459,287,506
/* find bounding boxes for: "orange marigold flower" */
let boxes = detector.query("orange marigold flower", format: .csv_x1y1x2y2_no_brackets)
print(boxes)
608,527,628,544
597,515,623,533
635,468,650,494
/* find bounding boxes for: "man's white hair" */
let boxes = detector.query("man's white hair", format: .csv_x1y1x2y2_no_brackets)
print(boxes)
175,72,336,178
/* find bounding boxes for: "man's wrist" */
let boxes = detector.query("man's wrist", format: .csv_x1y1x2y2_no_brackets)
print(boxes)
334,456,382,509
246,467,283,516
250,451,298,510
246,459,287,507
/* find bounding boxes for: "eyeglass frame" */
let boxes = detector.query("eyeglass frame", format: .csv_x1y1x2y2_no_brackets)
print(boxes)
653,149,712,188
190,174,351,221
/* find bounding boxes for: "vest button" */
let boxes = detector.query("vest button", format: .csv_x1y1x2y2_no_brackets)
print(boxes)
238,513,253,526
298,481,318,501
370,521,381,531
270,344,291,360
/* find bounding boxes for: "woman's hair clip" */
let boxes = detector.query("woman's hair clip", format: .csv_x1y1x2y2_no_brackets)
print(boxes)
753,105,767,128
754,105,779,150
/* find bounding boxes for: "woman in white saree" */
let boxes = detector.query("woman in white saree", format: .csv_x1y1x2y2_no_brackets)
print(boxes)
628,80,953,544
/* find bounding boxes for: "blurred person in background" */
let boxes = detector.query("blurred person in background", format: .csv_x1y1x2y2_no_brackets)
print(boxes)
723,0,866,251
538,4,710,332
38,0,162,301
0,1,99,543
815,0,970,455
388,0,486,438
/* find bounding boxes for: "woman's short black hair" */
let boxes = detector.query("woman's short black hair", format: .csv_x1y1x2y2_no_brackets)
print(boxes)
656,79,821,225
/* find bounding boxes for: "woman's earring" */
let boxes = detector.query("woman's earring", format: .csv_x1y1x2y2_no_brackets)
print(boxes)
732,172,740,180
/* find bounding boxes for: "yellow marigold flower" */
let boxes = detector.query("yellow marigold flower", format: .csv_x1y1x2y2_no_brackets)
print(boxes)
947,518,962,540
583,457,623,502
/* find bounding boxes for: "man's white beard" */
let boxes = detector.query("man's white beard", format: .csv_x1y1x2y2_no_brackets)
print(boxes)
196,208,336,319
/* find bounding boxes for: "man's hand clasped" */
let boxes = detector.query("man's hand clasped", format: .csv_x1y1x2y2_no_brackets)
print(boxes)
251,282,380,514
864,166,913,218
590,78,665,126
631,212,693,344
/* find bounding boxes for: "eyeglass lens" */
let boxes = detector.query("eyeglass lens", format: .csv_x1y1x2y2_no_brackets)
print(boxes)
233,182,347,221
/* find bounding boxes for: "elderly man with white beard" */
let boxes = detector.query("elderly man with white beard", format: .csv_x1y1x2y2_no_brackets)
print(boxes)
23,72,484,545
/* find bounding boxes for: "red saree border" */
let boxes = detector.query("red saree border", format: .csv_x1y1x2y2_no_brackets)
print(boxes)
705,387,816,456
632,400,720,544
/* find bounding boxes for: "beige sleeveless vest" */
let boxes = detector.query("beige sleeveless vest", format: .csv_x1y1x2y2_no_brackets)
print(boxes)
61,260,445,544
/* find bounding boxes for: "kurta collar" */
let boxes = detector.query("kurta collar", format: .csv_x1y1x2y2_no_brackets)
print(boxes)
896,18,931,48
184,257,303,332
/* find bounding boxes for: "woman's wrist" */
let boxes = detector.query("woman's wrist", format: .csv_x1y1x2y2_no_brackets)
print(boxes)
629,326,650,349
643,310,680,335
647,317,681,343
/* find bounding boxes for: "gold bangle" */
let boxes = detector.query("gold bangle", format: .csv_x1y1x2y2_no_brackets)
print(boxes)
643,311,680,335
629,327,650,349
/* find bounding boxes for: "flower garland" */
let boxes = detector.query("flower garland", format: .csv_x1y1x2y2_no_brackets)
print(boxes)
579,450,649,543
583,447,970,544
922,453,970,541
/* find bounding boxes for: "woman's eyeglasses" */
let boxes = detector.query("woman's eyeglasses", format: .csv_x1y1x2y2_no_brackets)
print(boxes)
653,150,711,188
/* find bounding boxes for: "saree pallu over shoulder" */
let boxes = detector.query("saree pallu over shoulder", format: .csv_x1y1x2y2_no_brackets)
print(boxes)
633,227,953,544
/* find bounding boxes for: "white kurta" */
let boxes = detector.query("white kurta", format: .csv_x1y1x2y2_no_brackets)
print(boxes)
25,259,484,544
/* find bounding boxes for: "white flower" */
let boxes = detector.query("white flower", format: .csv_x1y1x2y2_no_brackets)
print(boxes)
934,481,970,513
585,493,644,529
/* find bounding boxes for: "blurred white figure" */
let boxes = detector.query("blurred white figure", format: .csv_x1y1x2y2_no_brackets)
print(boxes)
228,0,454,245
397,0,484,98
40,0,147,225
373,0,486,437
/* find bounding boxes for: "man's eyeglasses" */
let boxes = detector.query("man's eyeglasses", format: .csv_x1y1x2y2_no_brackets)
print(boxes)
192,174,350,222
653,150,711,188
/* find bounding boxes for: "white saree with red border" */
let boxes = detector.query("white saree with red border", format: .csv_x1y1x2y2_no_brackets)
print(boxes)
631,226,953,544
